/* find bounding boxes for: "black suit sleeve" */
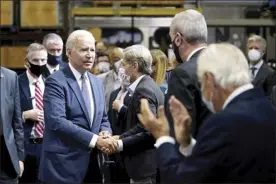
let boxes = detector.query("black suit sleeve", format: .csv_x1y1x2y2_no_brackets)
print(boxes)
120,88,156,153
264,71,276,97
118,105,128,119
12,74,25,161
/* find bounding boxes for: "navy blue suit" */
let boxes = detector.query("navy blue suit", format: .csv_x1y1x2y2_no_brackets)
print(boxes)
158,88,276,183
39,66,112,184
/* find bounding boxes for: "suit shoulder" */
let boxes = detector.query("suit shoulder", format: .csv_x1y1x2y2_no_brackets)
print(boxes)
88,72,103,85
1,67,17,77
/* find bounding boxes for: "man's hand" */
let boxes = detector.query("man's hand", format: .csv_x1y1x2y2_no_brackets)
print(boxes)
138,99,170,139
23,109,44,122
112,99,123,111
169,96,192,147
19,161,24,177
99,131,111,138
96,136,118,155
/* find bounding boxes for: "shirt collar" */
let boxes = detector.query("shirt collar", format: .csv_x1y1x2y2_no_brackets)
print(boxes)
186,46,206,61
69,62,87,81
128,75,145,93
26,70,43,84
250,59,263,70
47,64,60,73
222,83,254,109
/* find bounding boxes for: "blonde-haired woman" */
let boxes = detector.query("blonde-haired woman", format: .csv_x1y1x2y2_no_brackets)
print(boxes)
150,49,168,93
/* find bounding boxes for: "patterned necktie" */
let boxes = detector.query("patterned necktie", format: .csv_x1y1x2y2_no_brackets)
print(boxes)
81,74,91,121
34,81,44,138
251,67,257,77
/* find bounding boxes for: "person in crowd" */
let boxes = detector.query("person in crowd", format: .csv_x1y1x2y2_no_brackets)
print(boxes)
165,9,210,139
138,43,276,183
165,55,178,82
247,34,276,97
42,33,67,78
97,47,124,111
18,43,47,183
102,45,164,184
0,67,24,184
150,49,168,93
39,30,117,184
96,51,111,74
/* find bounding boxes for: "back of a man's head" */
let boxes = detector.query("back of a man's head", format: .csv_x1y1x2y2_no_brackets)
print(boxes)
197,43,251,89
170,9,208,44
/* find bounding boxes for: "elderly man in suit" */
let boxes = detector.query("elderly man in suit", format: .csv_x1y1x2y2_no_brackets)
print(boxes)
18,43,47,183
247,34,276,97
165,9,210,139
104,45,164,184
42,33,68,78
139,43,276,183
0,67,24,184
39,30,117,184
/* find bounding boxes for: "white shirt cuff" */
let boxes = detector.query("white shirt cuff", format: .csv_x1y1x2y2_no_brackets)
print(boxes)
118,104,124,113
22,112,26,123
89,134,99,148
117,140,123,151
179,138,196,156
154,136,175,148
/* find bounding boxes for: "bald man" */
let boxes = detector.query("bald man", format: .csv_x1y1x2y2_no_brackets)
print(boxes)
39,30,116,184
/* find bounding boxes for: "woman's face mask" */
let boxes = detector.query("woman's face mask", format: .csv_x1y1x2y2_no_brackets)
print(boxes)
97,62,110,73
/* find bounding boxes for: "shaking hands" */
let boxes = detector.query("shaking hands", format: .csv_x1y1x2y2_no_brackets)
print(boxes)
96,131,121,155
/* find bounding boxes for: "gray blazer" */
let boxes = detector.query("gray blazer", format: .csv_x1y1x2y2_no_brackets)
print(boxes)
0,67,24,175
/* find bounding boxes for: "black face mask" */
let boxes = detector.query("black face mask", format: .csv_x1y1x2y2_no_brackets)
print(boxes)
172,41,183,63
47,54,62,66
28,61,46,77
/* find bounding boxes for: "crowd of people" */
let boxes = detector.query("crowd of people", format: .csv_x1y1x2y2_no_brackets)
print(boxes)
0,9,275,184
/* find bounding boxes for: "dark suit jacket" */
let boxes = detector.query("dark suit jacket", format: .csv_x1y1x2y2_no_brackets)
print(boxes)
252,62,276,97
108,87,131,135
39,65,112,184
158,88,276,184
42,62,68,79
119,75,164,180
18,71,45,157
165,50,210,139
0,67,24,175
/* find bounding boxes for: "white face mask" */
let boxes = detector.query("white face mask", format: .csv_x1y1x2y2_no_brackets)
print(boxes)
248,49,262,62
97,62,110,73
114,60,121,71
118,68,130,87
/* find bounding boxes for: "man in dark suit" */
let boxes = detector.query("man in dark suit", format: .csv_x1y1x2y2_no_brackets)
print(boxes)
0,67,24,184
139,43,276,183
42,33,68,78
166,9,210,139
247,34,276,97
39,30,117,184
105,45,164,184
18,43,47,183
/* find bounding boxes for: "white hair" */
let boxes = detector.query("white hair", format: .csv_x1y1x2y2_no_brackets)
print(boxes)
170,9,207,43
66,30,95,50
42,33,63,47
123,45,152,75
247,34,267,51
197,43,251,89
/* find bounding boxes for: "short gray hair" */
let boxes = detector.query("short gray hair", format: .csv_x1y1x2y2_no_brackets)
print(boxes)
123,45,152,75
66,30,95,51
26,43,47,58
197,43,251,89
42,33,63,47
170,9,207,43
247,34,267,51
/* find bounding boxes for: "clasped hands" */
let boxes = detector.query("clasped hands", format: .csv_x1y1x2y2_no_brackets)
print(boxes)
96,131,120,155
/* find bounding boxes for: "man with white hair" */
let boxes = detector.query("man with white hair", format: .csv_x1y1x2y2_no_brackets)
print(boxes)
247,34,276,97
138,43,276,183
105,45,164,184
165,9,210,139
42,33,67,78
39,30,116,184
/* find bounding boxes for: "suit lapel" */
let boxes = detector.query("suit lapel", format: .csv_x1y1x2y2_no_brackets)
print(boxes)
88,74,97,130
19,72,33,108
64,67,91,125
253,63,268,86
0,70,6,127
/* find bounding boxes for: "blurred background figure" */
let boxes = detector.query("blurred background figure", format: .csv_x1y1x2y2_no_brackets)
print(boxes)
96,41,107,54
96,51,111,74
165,55,179,82
150,49,168,93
